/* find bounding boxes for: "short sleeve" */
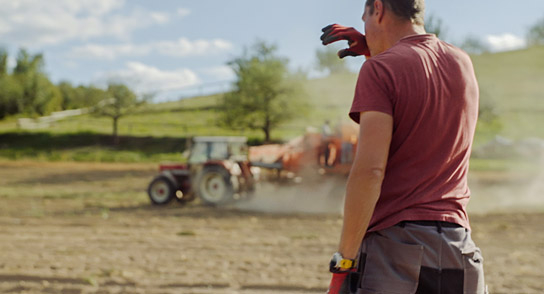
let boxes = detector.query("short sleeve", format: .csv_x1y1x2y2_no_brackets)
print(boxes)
349,59,394,123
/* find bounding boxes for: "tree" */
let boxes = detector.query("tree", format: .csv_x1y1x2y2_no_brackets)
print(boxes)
527,16,544,46
0,49,22,119
218,41,307,142
0,48,68,119
425,14,447,39
13,49,44,114
94,83,145,144
11,49,63,115
460,35,490,55
0,75,23,119
59,82,112,110
315,46,350,75
0,48,8,76
34,77,63,115
13,49,43,75
58,81,77,110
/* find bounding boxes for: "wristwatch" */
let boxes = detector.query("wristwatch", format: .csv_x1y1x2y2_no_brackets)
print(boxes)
329,252,356,272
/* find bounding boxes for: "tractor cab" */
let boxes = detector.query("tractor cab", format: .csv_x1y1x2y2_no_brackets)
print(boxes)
188,136,249,164
147,136,255,206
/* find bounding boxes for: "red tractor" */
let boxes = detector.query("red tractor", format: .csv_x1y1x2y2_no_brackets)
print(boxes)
147,136,255,206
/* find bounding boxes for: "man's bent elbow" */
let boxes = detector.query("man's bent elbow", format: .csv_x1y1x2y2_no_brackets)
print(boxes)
369,167,385,181
351,166,386,183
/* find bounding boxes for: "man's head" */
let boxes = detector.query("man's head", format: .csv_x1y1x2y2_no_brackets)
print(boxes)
365,0,425,26
362,0,426,56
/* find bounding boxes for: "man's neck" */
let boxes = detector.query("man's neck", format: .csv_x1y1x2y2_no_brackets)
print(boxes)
383,23,426,50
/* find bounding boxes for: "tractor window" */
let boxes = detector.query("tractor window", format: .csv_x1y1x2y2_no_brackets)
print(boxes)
188,142,208,163
189,140,247,163
209,142,229,160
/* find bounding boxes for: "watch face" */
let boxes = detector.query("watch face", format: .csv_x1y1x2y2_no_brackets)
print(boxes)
332,252,342,266
330,252,342,270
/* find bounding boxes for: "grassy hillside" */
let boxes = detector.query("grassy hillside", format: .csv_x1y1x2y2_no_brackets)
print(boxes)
472,45,544,140
0,46,542,162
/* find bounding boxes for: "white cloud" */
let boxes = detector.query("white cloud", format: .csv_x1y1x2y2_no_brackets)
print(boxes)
98,62,200,94
485,33,527,52
150,12,170,24
62,60,79,69
0,19,9,34
70,44,152,59
177,8,191,17
202,66,235,81
70,38,234,60
63,0,125,16
156,38,234,57
0,0,172,46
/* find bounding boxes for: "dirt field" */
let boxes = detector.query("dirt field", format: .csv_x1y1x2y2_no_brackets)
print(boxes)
0,160,543,294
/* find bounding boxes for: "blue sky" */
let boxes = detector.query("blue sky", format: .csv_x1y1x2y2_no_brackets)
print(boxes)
1,0,543,102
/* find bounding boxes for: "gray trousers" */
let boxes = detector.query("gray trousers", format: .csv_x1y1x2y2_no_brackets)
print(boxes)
354,222,487,294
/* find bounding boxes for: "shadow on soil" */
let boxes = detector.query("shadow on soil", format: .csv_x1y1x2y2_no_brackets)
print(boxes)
12,168,155,185
77,202,335,220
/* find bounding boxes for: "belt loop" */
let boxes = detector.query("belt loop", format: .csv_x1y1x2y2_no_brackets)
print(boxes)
436,221,442,233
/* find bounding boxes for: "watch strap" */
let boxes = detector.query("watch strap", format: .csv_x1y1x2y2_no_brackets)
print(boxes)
338,258,355,269
330,252,357,272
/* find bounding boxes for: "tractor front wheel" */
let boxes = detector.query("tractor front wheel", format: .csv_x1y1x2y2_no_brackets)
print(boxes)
147,176,176,205
196,166,233,206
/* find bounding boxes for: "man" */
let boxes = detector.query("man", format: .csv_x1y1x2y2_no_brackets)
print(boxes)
321,120,335,166
320,0,487,293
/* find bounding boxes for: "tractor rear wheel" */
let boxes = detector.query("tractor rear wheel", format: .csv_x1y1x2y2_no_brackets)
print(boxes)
196,166,233,206
147,176,176,205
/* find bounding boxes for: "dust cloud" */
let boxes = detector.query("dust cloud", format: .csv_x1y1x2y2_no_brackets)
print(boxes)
233,176,347,215
468,153,544,214
235,155,544,216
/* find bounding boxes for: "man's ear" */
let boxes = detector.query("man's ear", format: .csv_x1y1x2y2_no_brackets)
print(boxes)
374,0,385,23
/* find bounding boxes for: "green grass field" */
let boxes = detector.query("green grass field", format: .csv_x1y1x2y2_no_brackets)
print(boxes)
472,46,544,140
1,46,543,166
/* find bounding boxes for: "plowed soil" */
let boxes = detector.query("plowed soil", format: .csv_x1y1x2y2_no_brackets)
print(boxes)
0,161,542,294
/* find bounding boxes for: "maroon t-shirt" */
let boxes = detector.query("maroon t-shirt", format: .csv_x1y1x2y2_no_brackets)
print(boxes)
349,34,479,232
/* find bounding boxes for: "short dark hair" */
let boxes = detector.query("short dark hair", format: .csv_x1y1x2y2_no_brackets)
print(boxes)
365,0,425,26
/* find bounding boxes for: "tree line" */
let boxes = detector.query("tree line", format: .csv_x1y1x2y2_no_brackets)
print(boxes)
0,49,62,119
0,48,106,119
0,48,145,143
0,48,142,115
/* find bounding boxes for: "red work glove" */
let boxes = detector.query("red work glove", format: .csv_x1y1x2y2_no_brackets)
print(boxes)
327,269,357,294
320,24,370,58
